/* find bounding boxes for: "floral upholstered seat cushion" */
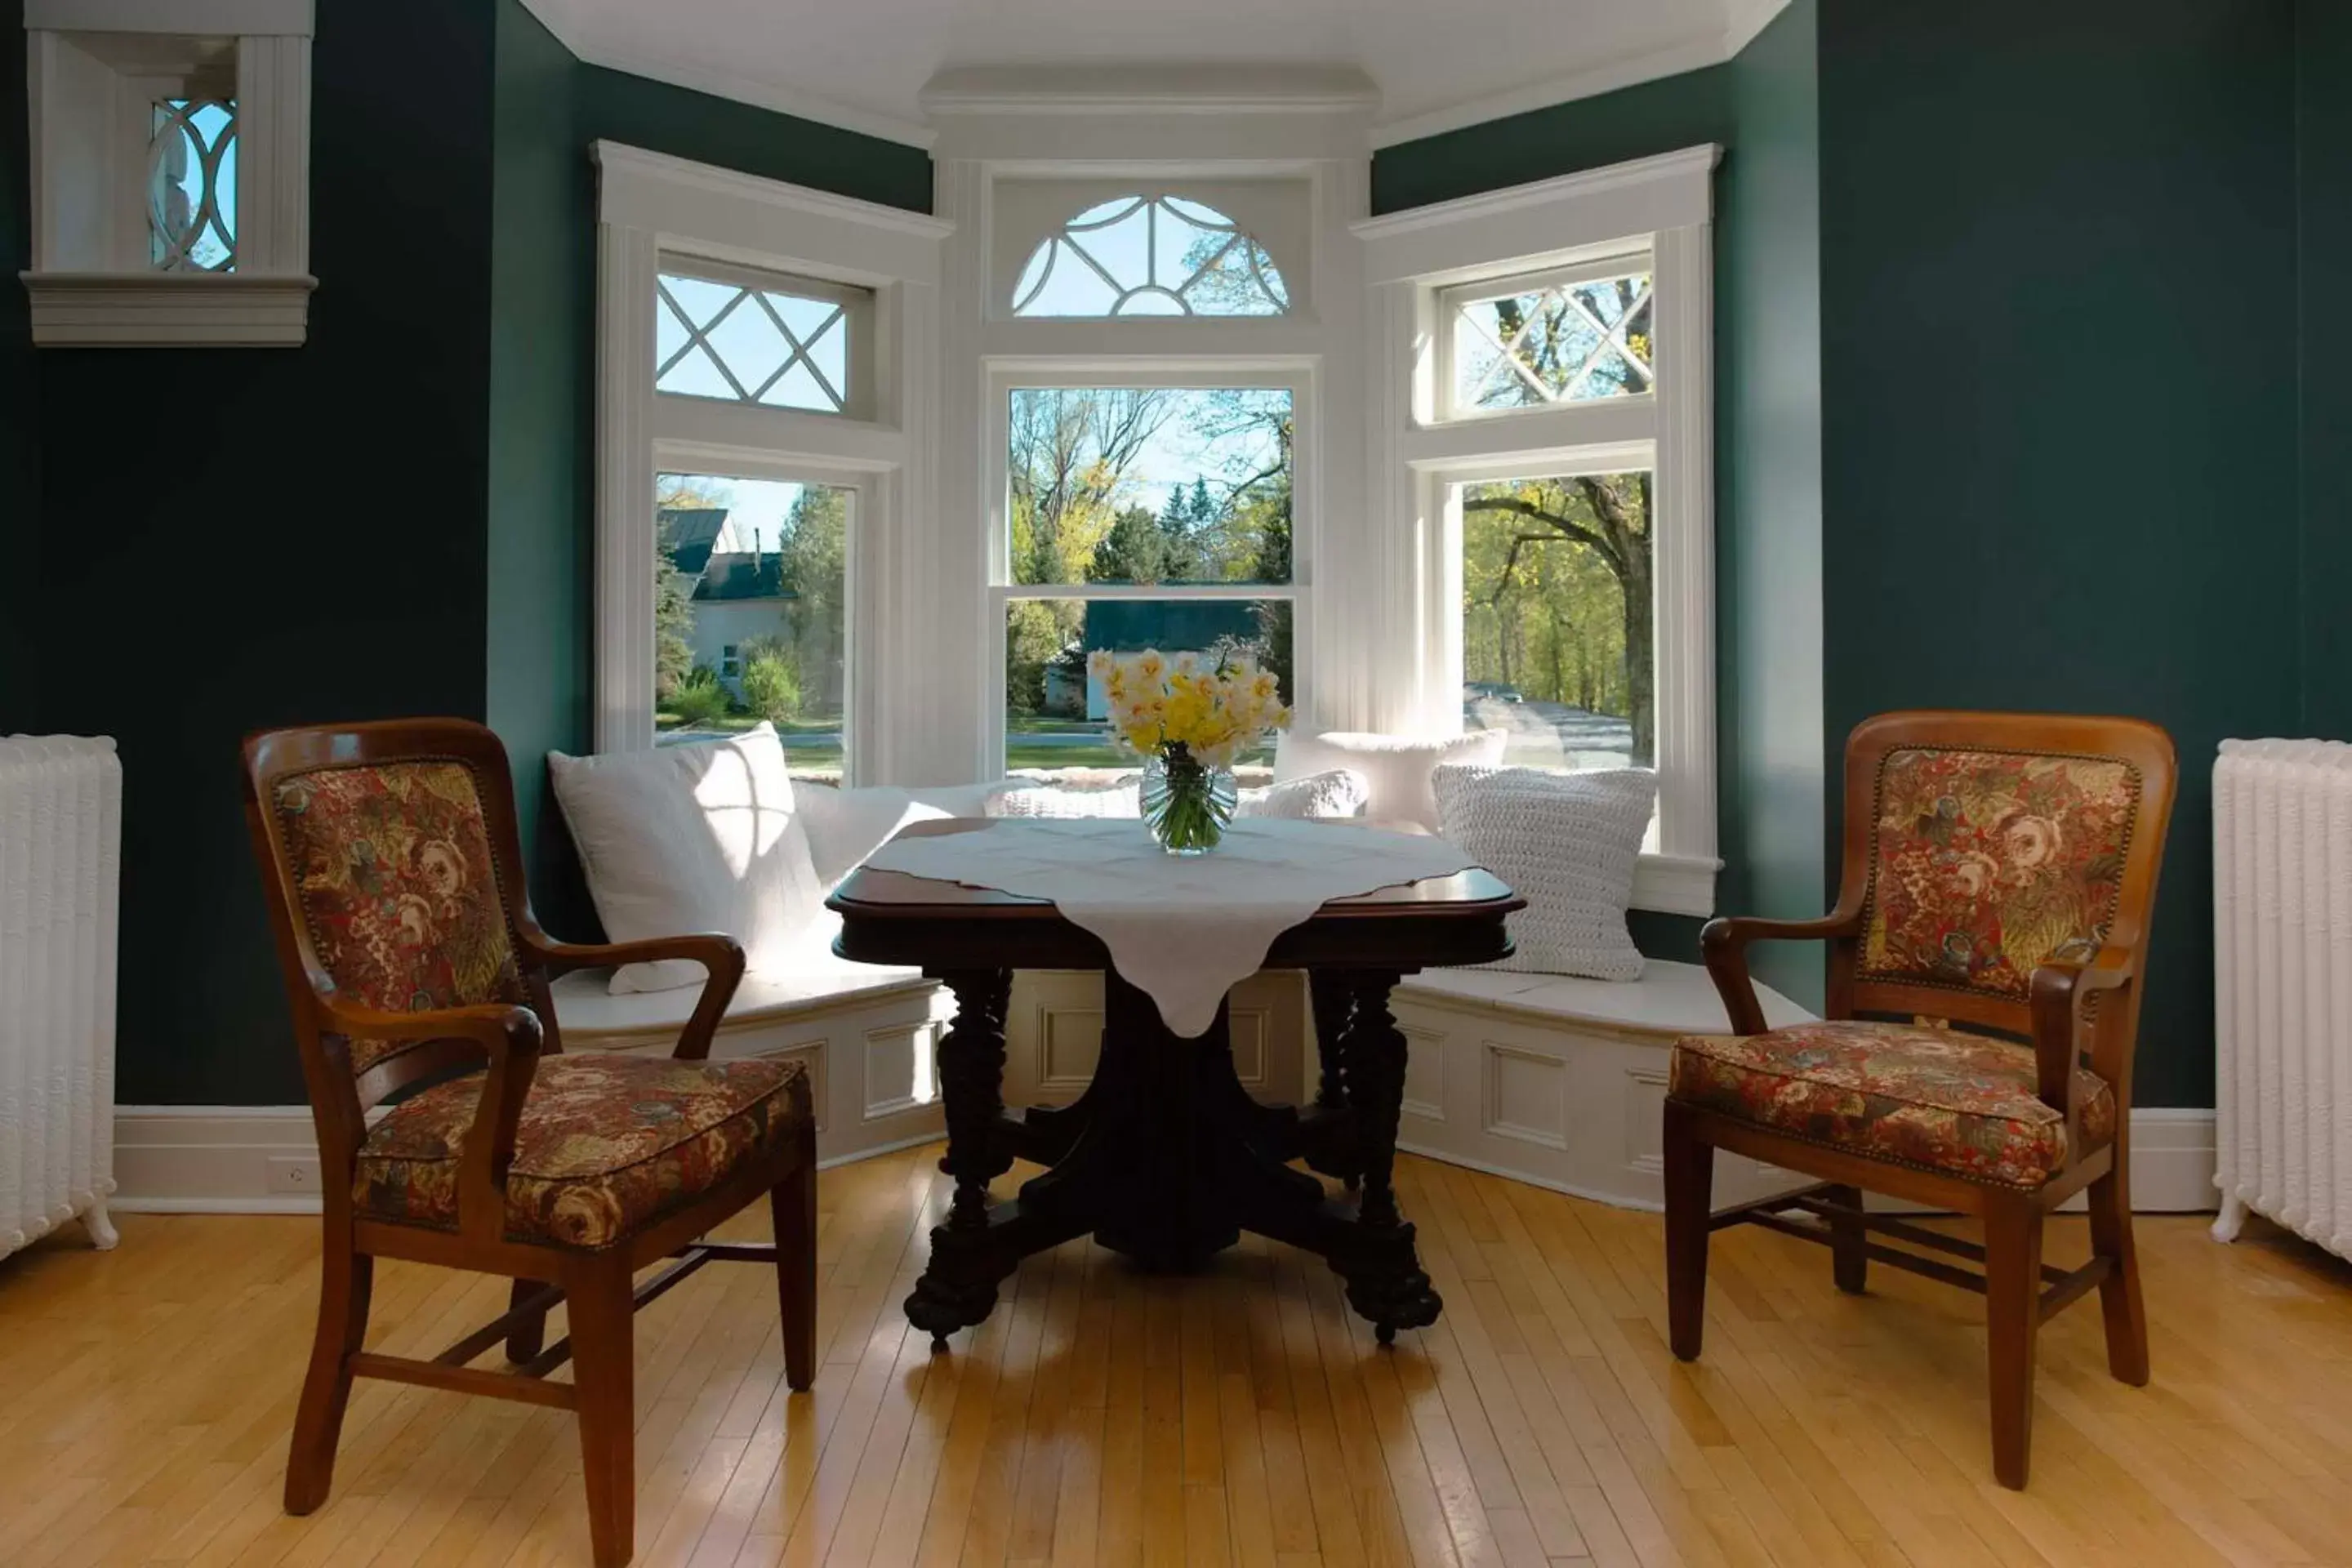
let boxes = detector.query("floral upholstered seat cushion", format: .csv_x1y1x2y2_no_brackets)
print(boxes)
273,760,528,1076
1668,1019,2115,1187
354,1054,809,1250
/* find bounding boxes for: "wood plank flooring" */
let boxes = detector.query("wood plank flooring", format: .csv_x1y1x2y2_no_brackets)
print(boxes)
3,1145,2350,1567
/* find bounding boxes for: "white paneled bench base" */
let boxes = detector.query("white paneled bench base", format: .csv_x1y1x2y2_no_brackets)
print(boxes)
1390,961,1814,1212
550,967,953,1167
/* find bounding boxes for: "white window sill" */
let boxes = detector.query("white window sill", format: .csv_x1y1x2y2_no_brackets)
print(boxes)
1632,851,1719,919
23,271,316,348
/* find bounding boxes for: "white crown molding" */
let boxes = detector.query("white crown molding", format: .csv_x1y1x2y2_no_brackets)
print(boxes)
1368,0,1793,151
517,0,938,150
920,64,1380,118
1367,33,1724,150
24,0,311,33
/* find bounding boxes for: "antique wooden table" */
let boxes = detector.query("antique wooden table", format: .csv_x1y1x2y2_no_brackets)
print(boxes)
828,820,1522,1348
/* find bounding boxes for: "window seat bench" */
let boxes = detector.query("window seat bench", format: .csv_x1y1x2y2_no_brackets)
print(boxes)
550,960,951,1168
1387,960,1814,1211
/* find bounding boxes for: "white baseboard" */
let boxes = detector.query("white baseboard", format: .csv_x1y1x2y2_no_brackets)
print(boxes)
109,1108,947,1216
112,1105,2216,1217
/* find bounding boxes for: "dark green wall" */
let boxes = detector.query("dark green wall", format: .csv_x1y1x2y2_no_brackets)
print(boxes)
29,0,501,1104
577,68,933,214
2297,0,2352,737
1371,7,1830,1004
1717,0,1824,1006
1815,0,2301,1106
487,0,595,938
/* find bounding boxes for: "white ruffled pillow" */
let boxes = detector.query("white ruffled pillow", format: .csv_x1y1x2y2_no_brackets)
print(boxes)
1432,764,1655,981
1236,768,1367,819
1274,730,1506,831
549,724,827,994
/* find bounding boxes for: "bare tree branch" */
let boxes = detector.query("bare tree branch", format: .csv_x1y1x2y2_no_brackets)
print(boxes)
1459,495,1627,576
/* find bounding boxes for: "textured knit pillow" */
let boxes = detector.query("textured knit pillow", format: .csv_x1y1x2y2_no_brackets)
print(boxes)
549,724,827,993
1236,768,1368,819
1274,731,1506,831
1432,764,1656,980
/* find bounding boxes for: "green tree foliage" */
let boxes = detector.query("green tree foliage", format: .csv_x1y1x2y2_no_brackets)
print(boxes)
777,485,848,717
1460,471,1654,764
670,666,730,728
737,637,802,724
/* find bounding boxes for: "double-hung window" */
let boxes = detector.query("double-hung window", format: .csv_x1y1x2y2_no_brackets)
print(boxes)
1356,147,1722,914
593,142,951,782
978,183,1317,780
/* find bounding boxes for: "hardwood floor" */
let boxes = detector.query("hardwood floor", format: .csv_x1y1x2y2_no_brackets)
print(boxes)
4,1145,2350,1567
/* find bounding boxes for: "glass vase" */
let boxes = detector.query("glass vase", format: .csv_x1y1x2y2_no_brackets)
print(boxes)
1141,751,1237,855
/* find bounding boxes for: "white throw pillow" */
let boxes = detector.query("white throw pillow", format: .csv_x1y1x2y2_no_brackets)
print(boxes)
1274,730,1506,831
1236,768,1368,819
1432,764,1656,981
903,782,998,817
548,724,827,993
791,783,951,891
984,777,1142,818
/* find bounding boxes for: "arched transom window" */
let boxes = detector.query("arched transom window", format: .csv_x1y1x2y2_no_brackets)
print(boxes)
1013,195,1289,318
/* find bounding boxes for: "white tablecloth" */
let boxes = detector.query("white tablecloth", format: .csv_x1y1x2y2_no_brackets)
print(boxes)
861,817,1481,1037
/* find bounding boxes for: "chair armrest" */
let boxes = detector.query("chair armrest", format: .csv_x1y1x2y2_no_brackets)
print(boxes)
1698,906,1864,1035
2028,947,2135,1127
528,932,747,1062
318,997,546,1244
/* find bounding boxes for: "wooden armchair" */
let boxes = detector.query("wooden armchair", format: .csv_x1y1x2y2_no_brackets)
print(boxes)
242,719,817,1568
1663,710,2176,1489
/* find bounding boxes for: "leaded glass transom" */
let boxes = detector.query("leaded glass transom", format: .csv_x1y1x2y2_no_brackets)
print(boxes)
655,271,856,413
1012,196,1289,318
1451,272,1654,411
149,99,237,273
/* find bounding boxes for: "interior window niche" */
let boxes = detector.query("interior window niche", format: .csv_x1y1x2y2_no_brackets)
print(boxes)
22,0,314,346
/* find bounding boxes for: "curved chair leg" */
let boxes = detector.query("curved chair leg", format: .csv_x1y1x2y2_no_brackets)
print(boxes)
505,1277,553,1363
565,1257,639,1568
285,1242,373,1513
1983,1199,2045,1490
772,1160,818,1392
2086,1165,2149,1385
1823,1183,1869,1294
1662,1101,1715,1361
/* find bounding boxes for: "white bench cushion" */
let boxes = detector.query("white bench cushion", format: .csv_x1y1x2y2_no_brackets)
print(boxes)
550,916,929,1042
1398,960,1811,1038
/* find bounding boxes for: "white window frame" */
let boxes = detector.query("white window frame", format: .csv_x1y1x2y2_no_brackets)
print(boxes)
595,141,954,782
653,256,878,420
22,0,314,346
1433,249,1657,424
1356,145,1721,916
982,359,1316,775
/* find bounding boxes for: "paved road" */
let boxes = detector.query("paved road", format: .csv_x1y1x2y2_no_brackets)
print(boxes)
1465,697,1635,770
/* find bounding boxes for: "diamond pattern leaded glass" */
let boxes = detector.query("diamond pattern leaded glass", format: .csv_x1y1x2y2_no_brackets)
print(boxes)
655,273,855,412
1452,273,1654,412
149,99,237,273
1012,196,1289,318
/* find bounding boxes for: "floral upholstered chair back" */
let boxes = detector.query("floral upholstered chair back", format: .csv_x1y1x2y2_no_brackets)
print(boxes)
1838,713,2174,1037
269,758,530,1079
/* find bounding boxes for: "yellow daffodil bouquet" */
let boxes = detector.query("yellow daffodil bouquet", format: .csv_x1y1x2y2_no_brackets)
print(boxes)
1087,647,1291,853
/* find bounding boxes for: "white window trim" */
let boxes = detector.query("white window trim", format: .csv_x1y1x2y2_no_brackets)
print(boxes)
22,0,314,347
1356,145,1720,917
594,141,954,783
981,360,1316,777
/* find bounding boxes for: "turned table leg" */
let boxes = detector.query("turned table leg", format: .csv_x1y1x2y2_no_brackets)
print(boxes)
906,969,1013,1349
1332,972,1442,1343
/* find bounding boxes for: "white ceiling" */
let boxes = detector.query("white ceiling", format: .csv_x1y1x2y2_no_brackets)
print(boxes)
525,0,1785,150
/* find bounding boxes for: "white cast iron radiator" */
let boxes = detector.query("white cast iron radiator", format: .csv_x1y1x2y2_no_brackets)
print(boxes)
2212,738,2352,1258
0,736,122,1261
